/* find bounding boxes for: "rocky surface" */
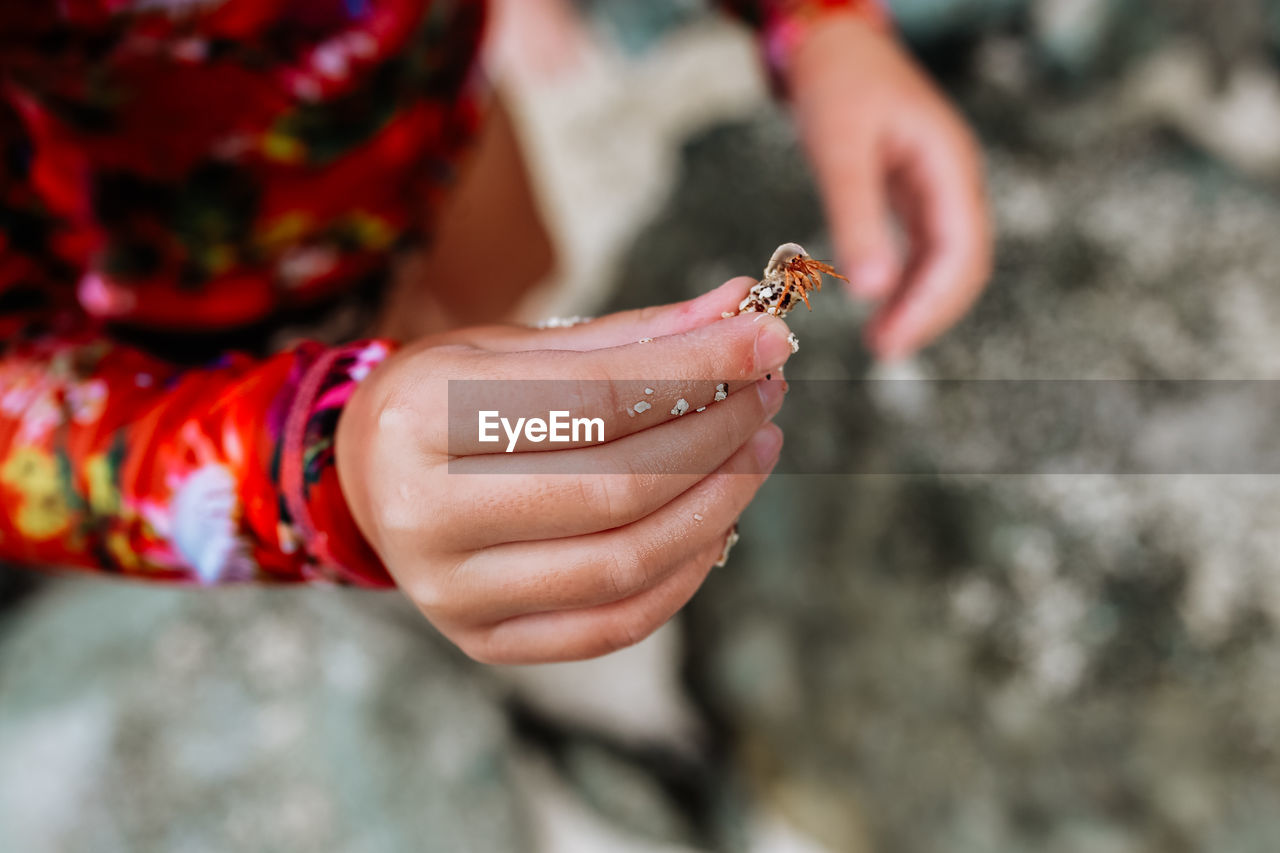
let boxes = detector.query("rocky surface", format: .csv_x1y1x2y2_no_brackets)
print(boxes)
598,4,1280,850
0,582,530,853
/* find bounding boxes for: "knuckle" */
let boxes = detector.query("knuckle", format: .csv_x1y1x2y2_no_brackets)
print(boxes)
453,630,505,665
566,475,626,530
601,545,648,600
599,472,652,528
928,112,982,173
571,368,624,425
574,476,614,526
377,483,444,544
401,555,467,619
601,611,657,656
404,571,449,615
604,381,626,425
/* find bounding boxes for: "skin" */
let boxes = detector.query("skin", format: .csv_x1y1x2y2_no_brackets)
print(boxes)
337,10,993,663
788,12,994,359
337,279,789,664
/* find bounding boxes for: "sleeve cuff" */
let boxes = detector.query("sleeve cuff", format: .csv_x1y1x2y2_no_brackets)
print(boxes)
278,339,396,587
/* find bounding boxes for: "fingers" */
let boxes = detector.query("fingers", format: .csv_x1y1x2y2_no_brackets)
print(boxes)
867,118,992,359
435,376,785,549
821,135,902,300
466,537,721,664
425,423,782,632
444,277,757,353
444,312,794,455
790,43,903,302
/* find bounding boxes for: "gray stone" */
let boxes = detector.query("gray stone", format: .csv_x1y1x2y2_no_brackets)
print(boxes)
892,0,1030,44
0,580,530,853
602,26,1280,847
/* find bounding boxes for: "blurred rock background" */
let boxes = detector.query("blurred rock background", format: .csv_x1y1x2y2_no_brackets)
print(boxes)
8,1,1280,851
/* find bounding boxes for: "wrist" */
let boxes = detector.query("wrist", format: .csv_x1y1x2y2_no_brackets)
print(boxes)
764,1,893,93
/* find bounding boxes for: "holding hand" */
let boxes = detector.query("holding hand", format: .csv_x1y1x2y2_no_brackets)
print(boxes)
335,280,790,664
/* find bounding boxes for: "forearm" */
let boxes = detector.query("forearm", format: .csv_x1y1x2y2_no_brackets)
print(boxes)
0,325,396,586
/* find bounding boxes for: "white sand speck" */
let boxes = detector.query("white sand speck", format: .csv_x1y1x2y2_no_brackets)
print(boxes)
714,527,741,567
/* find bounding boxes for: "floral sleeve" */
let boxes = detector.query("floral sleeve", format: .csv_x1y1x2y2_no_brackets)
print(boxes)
0,1,489,589
0,324,397,587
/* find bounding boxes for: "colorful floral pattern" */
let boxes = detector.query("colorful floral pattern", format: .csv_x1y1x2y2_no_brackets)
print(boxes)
0,0,885,586
0,326,395,584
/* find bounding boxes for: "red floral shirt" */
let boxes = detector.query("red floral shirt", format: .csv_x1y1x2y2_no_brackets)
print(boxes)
0,0,886,587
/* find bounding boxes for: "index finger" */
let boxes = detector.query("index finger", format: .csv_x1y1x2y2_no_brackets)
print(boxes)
868,123,992,358
443,311,796,455
443,277,759,353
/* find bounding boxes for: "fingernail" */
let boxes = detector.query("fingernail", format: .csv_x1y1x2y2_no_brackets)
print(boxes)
757,376,786,417
754,319,794,371
750,424,783,468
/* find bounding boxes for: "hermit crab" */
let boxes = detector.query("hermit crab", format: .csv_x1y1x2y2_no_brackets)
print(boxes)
736,242,848,318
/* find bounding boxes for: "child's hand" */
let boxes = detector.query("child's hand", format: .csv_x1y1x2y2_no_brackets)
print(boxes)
787,12,993,359
335,280,790,664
